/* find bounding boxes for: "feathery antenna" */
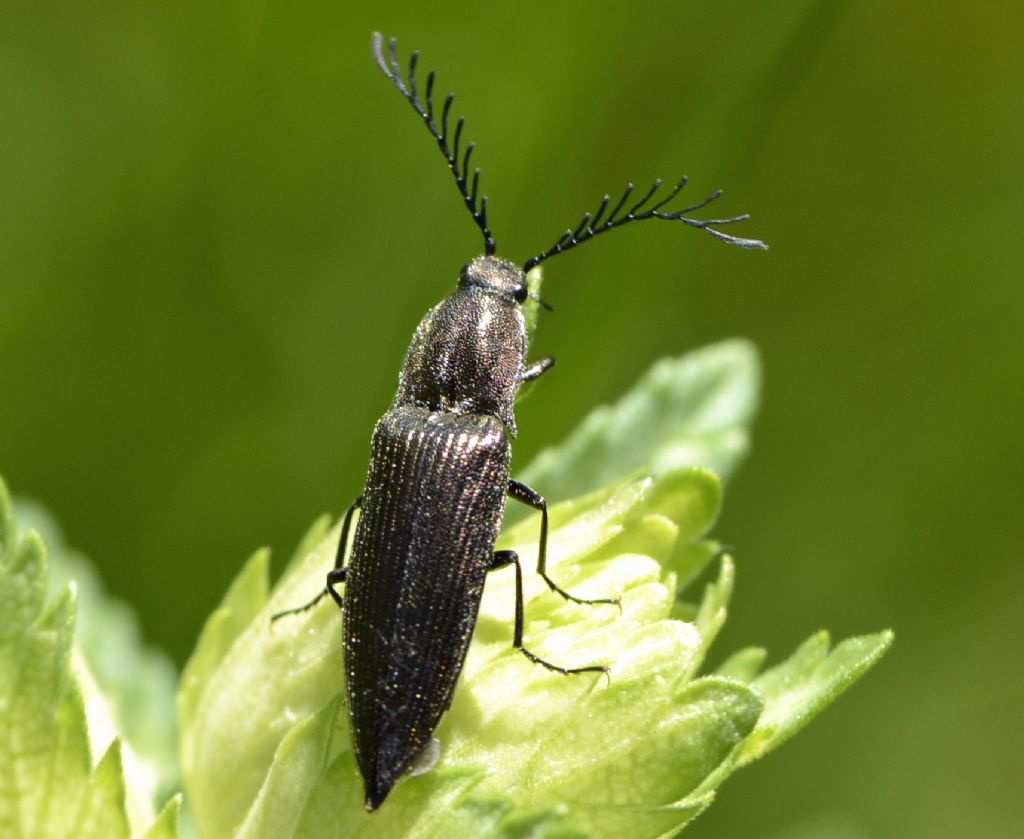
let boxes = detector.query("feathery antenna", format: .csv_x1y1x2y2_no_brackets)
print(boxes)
372,32,496,255
523,177,766,272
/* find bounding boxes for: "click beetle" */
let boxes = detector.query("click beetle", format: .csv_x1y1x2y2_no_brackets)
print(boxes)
273,32,766,812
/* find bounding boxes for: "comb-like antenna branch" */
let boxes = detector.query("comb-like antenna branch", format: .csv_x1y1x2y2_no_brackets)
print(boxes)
523,177,766,272
572,212,593,240
441,95,454,142
408,52,419,101
678,189,724,215
650,177,687,212
372,32,496,255
589,195,611,229
628,179,662,217
607,184,635,223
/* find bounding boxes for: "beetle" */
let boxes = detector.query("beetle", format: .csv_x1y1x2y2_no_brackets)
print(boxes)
273,32,766,812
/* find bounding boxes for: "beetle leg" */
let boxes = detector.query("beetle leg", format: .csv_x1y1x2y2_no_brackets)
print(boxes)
270,495,362,622
333,494,364,571
521,356,555,383
490,550,608,676
506,480,620,608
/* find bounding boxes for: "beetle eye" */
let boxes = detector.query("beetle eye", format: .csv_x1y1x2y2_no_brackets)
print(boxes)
512,284,528,303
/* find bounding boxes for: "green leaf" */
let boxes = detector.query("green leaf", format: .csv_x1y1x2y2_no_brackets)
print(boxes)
690,555,735,672
175,343,891,837
14,497,180,810
714,647,768,682
142,796,183,839
179,459,737,837
75,741,131,838
0,480,114,838
178,547,270,743
735,630,895,767
237,696,344,839
178,532,334,839
0,477,179,839
517,340,760,502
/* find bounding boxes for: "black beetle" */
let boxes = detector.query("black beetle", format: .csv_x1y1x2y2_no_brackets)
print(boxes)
273,32,765,812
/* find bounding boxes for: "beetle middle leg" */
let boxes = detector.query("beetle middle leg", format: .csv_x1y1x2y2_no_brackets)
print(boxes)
507,479,619,607
270,495,362,622
490,549,608,676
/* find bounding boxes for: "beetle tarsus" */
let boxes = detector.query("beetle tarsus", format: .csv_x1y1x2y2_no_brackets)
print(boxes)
269,587,332,623
491,549,609,676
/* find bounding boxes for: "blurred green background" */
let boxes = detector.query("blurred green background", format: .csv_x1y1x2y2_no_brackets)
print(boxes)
2,1,1021,836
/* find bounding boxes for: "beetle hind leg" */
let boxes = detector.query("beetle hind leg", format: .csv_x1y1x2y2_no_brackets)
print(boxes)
489,549,608,677
507,479,620,608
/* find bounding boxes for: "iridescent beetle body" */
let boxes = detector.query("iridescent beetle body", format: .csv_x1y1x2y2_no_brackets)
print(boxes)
273,33,765,811
345,257,532,808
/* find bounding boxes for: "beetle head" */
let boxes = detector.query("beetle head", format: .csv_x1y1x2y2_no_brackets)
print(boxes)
458,255,528,303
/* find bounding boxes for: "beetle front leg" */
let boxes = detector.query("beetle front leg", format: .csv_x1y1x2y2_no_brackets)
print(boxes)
507,480,619,607
270,495,363,622
521,356,554,383
489,550,607,676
